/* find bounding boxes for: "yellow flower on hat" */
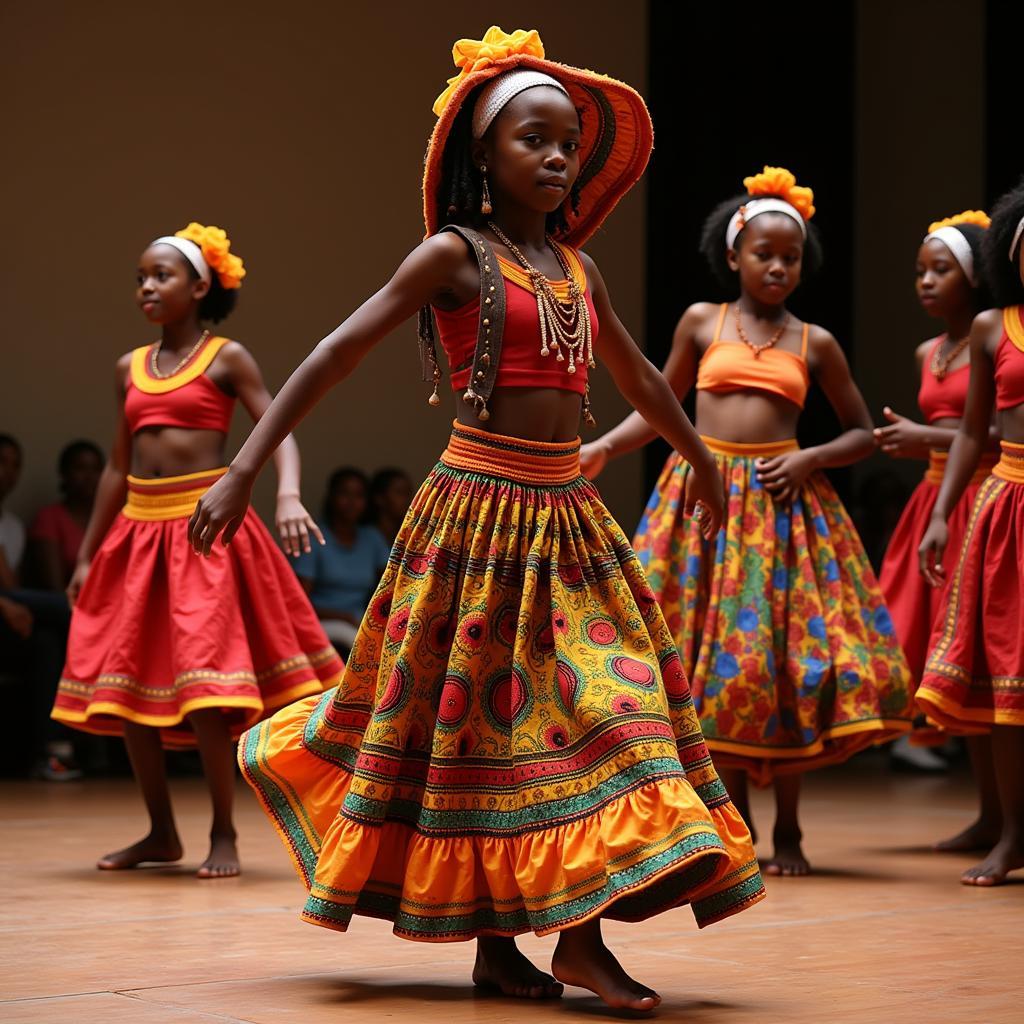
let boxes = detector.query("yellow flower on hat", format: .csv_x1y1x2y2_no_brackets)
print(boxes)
432,26,545,117
744,166,816,222
174,222,246,290
927,209,991,234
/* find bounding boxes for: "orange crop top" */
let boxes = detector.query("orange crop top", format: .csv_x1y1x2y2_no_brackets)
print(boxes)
995,306,1024,411
917,336,969,422
696,303,810,409
124,335,235,434
431,243,598,397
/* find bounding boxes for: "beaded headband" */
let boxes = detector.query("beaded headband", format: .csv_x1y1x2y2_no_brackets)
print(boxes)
471,69,570,139
151,236,211,285
1010,215,1024,262
923,226,978,286
726,197,807,251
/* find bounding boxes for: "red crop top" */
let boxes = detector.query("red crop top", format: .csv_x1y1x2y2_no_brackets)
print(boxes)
696,303,810,409
124,335,235,434
431,242,598,396
995,306,1024,411
918,336,970,422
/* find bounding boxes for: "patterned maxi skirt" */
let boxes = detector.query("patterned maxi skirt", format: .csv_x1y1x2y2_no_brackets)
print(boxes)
633,437,914,786
917,442,1024,730
52,469,342,747
239,423,765,942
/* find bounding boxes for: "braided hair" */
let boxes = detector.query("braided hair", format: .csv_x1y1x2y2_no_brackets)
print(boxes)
982,177,1024,308
434,83,583,237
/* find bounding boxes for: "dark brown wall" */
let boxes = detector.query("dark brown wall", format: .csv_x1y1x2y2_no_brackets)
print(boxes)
0,3,647,528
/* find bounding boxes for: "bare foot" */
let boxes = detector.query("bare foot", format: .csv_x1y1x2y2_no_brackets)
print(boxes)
552,926,661,1012
197,832,240,878
933,818,1002,853
763,828,811,877
473,937,563,999
960,838,1024,886
97,832,183,870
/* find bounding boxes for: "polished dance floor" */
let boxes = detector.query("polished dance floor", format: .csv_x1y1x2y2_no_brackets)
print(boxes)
2,754,1019,1023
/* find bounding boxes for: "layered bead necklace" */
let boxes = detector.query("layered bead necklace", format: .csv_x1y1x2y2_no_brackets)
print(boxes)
931,333,970,381
150,329,210,379
488,222,594,374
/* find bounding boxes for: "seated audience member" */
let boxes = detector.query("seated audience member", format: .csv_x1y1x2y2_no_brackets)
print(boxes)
369,467,413,545
293,467,390,651
0,434,25,589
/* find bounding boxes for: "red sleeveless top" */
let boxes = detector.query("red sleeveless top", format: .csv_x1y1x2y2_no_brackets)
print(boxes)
124,336,235,434
431,242,598,396
995,306,1024,411
918,336,970,422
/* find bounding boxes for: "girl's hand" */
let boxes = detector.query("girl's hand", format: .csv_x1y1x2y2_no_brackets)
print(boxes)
873,407,931,459
188,469,255,557
275,493,324,557
66,561,90,607
918,517,949,588
0,595,33,638
684,456,725,539
579,440,611,480
756,450,814,504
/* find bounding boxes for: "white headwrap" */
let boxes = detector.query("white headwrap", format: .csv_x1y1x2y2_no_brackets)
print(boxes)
150,236,211,284
726,197,807,250
923,226,978,286
472,69,570,140
1010,215,1024,263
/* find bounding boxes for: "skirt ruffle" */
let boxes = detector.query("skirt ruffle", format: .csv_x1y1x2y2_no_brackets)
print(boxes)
634,437,913,786
240,423,764,942
53,470,341,747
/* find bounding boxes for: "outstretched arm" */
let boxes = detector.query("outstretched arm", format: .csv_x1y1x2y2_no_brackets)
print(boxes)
583,257,722,536
189,234,470,555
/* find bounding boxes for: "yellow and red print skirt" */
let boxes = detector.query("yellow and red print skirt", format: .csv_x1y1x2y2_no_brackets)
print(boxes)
239,423,764,942
52,469,342,747
633,437,913,786
917,442,1024,730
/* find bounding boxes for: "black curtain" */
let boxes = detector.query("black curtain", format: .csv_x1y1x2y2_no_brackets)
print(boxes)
985,1,1021,201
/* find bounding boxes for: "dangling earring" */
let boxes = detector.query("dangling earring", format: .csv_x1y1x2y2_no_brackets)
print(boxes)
479,165,493,216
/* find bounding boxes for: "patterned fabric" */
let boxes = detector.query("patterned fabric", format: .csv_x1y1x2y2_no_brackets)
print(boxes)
634,437,913,786
917,442,1024,729
240,423,764,942
53,470,342,748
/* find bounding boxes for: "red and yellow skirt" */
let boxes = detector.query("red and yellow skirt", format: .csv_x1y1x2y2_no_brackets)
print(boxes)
917,442,1024,730
239,423,765,942
633,437,913,787
52,469,342,748
879,450,996,684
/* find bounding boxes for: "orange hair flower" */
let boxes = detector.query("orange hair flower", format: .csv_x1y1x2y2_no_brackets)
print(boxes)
175,222,246,290
926,209,991,235
743,166,816,221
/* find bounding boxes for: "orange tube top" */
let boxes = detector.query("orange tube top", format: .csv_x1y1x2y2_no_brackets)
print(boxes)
696,303,810,409
917,335,969,422
995,306,1024,411
431,242,598,397
124,335,235,434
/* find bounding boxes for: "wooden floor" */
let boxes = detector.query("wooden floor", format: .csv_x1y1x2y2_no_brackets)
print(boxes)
2,755,1019,1023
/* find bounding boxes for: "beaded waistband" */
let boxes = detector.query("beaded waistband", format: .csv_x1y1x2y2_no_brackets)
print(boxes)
700,435,799,458
992,441,1024,485
440,421,581,485
123,468,229,521
925,449,998,486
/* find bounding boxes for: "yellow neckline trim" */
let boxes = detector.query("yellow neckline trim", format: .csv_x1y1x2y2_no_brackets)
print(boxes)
130,336,229,394
1003,306,1024,354
496,243,587,300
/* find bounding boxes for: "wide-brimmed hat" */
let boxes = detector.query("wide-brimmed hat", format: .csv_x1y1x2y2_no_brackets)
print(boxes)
423,26,653,248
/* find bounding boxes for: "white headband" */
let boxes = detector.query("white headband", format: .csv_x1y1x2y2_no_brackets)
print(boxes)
1010,215,1024,263
472,70,570,140
924,226,977,286
726,197,806,250
150,236,211,284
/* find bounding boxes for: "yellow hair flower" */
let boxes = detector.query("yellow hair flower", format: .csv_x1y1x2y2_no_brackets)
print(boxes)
743,166,816,222
433,26,546,117
175,222,246,290
926,209,991,235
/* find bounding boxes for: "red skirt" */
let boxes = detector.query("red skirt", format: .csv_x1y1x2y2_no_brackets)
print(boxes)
917,443,1024,730
52,469,343,747
879,450,996,683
